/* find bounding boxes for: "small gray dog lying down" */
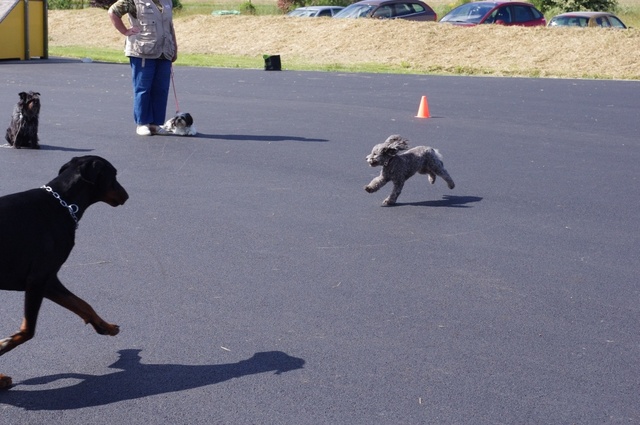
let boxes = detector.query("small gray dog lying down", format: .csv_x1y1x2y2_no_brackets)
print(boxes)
365,135,455,206
162,112,197,136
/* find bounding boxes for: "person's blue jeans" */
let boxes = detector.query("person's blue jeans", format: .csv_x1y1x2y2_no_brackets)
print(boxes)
130,57,172,126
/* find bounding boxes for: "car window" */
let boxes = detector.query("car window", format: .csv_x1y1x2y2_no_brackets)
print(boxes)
412,3,425,13
334,4,374,18
487,6,511,24
394,3,414,17
595,16,611,27
373,5,393,18
441,3,493,24
608,16,626,28
317,9,332,17
549,16,590,27
513,5,534,23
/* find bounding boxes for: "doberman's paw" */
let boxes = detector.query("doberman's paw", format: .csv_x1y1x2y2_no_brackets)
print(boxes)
104,324,120,336
0,338,13,355
0,374,13,390
95,323,120,336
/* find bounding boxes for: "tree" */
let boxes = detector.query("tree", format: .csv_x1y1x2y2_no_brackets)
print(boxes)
536,0,618,13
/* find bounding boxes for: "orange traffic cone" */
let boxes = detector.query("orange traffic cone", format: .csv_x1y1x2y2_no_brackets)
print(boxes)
415,96,431,118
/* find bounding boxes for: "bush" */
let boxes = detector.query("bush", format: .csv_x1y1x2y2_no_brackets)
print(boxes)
277,0,302,13
312,0,352,6
240,0,256,15
48,0,77,10
534,0,618,13
278,0,351,14
88,0,183,10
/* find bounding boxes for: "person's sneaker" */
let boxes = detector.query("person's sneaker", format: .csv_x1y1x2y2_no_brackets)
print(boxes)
136,125,152,136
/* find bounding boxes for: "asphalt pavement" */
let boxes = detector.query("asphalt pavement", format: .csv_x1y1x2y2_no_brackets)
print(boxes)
0,59,638,424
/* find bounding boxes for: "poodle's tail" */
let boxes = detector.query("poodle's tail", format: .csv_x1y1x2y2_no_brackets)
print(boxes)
431,148,443,161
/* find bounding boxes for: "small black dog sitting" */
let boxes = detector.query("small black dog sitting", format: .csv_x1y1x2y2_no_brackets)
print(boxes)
162,112,197,136
5,91,41,149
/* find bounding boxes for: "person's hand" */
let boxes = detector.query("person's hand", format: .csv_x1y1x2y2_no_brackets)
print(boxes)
124,27,140,36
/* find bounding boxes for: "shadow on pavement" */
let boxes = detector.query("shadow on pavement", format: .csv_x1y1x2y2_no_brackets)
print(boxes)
0,349,305,411
397,195,483,208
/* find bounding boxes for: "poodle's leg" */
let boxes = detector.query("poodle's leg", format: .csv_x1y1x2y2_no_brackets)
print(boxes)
437,168,455,189
365,175,388,193
383,180,404,206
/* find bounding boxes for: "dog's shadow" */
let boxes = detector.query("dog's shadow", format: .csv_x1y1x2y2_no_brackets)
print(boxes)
0,349,305,411
194,134,328,143
39,146,94,152
1,144,93,152
397,195,483,208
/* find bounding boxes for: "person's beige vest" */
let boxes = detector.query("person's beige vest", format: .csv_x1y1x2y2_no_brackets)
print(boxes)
125,0,175,59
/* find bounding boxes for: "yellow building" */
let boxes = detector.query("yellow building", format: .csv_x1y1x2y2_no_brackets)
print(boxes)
0,0,47,60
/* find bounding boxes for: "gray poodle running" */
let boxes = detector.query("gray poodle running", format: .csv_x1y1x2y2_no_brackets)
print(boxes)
364,135,455,206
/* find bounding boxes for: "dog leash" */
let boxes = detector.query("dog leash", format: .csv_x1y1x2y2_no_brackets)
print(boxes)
41,185,79,229
170,65,180,114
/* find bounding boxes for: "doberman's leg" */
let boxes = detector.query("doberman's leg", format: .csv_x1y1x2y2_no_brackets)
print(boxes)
43,277,119,336
0,286,45,389
0,288,44,356
0,374,11,389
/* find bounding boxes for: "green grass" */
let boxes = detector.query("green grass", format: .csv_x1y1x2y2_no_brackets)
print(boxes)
48,46,411,73
49,46,261,68
178,2,280,16
49,47,128,64
48,46,573,78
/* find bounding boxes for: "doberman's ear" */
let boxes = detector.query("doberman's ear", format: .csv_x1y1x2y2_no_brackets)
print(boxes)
58,157,75,175
58,156,82,176
78,157,106,185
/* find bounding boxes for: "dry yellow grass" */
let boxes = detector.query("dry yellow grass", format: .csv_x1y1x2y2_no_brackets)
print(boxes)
48,9,640,79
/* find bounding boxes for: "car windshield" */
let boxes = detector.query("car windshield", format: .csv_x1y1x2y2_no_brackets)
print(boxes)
288,9,315,16
333,4,375,18
440,3,493,23
549,16,589,27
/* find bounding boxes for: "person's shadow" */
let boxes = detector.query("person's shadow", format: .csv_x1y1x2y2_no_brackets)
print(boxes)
0,349,305,411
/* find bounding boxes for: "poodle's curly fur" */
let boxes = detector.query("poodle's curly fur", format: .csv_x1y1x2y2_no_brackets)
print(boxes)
365,135,455,206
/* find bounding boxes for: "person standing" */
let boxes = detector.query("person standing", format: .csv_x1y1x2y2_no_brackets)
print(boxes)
108,0,178,136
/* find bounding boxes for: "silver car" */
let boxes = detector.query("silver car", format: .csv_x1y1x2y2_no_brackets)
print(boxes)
287,6,345,17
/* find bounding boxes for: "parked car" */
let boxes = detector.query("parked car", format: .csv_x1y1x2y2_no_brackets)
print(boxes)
333,0,437,21
547,11,627,28
287,6,345,17
439,1,545,26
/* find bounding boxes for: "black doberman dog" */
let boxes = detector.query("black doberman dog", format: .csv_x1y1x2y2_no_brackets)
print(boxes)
0,156,129,389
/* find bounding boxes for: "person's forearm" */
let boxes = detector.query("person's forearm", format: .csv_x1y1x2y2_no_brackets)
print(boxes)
109,12,138,36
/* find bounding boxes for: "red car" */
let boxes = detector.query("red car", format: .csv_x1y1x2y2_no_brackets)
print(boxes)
440,1,546,26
